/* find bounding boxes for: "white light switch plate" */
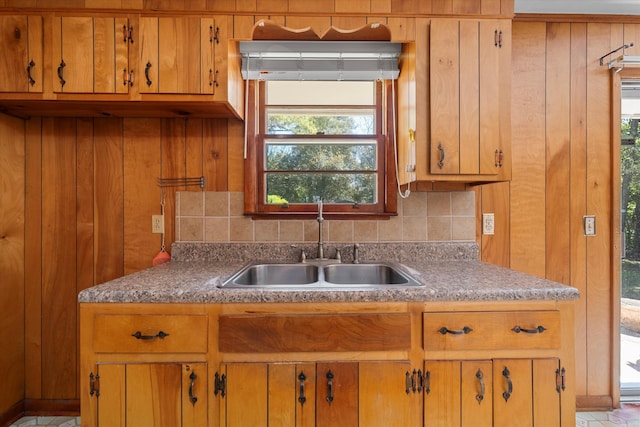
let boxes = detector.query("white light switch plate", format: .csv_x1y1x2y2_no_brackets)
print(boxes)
584,215,596,236
482,213,495,235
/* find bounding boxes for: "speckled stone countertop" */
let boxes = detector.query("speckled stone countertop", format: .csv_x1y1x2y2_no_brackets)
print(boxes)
78,242,579,303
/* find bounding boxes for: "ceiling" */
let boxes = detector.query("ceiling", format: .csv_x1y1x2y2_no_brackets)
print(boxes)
515,0,640,15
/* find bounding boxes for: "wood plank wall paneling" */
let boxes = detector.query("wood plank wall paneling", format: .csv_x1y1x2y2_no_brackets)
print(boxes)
570,22,589,398
41,117,78,399
507,22,547,278
586,22,616,399
478,20,626,405
0,114,25,416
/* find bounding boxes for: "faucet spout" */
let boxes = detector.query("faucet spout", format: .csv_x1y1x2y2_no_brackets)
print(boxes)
317,199,324,259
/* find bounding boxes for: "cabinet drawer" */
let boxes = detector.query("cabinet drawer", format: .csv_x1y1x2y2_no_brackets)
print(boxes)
423,311,560,351
93,314,208,353
219,313,411,353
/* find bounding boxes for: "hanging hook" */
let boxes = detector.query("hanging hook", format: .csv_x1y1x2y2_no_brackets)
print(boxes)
599,42,634,66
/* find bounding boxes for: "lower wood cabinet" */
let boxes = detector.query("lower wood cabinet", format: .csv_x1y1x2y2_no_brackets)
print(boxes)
423,358,563,427
80,301,575,426
87,362,207,427
218,361,412,427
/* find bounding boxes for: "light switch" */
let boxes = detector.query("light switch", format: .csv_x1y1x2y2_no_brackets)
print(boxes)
584,215,596,236
482,213,495,235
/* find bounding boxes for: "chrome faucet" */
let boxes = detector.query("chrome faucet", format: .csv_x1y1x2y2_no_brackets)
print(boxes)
317,199,324,259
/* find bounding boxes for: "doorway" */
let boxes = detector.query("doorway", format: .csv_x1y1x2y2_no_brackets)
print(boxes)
620,79,640,399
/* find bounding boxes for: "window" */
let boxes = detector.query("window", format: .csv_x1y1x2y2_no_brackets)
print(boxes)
245,80,398,218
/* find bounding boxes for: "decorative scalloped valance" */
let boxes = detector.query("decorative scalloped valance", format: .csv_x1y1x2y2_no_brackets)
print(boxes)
240,20,400,81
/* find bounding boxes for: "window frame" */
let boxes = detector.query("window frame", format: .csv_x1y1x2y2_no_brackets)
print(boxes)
244,79,398,219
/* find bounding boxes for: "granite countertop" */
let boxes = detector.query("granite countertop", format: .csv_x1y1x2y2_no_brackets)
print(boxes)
78,242,580,304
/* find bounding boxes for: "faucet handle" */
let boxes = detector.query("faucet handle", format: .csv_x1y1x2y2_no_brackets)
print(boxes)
300,249,307,263
353,243,360,264
335,248,342,263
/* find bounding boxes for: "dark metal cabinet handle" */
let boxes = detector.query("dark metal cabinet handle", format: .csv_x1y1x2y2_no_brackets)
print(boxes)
144,61,152,87
326,370,334,404
502,367,513,402
512,325,546,334
298,371,307,405
131,330,169,340
437,143,445,169
89,372,100,397
405,371,411,394
438,326,472,335
27,60,36,86
188,370,198,405
424,370,431,394
475,369,485,403
57,60,66,87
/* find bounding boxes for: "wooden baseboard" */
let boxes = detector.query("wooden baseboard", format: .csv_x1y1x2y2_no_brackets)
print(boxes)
0,399,80,426
0,401,24,427
576,395,615,411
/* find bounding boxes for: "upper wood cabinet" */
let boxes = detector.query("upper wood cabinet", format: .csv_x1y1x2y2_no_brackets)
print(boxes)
52,16,131,93
0,15,43,93
430,18,511,178
139,16,215,95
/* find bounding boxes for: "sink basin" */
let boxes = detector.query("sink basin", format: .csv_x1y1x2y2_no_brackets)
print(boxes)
219,261,423,288
227,263,319,287
323,263,420,286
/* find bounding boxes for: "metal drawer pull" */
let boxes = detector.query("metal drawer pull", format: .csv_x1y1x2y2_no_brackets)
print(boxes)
475,369,485,404
131,330,169,340
438,326,472,335
502,367,513,402
57,60,66,87
144,61,152,87
27,60,36,86
437,143,445,168
512,325,546,334
326,370,334,404
298,371,307,405
188,370,198,405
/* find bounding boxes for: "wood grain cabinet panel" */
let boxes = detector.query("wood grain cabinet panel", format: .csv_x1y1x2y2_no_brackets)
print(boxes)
52,16,131,93
92,314,208,353
423,310,561,352
0,15,43,92
430,18,510,178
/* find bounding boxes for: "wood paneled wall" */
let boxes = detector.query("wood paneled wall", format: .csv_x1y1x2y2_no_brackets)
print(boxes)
0,114,25,423
18,116,242,413
477,20,640,409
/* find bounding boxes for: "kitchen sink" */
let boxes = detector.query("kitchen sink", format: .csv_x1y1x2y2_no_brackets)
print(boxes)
219,261,422,288
228,263,319,286
322,263,417,286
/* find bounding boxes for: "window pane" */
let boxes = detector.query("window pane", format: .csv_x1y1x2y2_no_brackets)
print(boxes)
266,109,375,135
265,173,376,204
265,140,376,171
266,81,375,105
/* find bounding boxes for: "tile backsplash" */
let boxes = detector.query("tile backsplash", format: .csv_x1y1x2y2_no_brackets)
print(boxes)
176,191,476,243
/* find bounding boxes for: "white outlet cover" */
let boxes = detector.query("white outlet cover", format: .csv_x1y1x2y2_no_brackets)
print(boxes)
584,215,596,236
482,213,495,235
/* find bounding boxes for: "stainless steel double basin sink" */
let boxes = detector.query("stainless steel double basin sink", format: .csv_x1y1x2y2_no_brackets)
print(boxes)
219,260,423,289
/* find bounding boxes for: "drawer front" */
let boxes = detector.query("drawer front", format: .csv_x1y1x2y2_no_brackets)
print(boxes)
93,314,208,353
219,313,412,353
423,311,560,351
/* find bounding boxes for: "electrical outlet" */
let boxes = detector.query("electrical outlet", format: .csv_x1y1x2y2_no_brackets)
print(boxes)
152,215,164,234
482,213,495,235
584,215,596,236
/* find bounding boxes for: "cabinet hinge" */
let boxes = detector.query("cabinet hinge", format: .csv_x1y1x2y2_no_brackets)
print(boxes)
214,372,226,397
89,372,100,398
123,24,134,44
555,367,566,393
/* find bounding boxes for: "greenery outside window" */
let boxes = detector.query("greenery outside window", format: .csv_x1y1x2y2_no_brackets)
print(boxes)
245,80,398,218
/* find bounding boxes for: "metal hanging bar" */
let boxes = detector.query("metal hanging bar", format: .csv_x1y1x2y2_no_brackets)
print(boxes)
157,176,206,188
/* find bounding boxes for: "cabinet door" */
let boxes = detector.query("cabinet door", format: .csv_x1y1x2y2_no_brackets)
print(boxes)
424,360,461,427
90,362,206,427
430,19,509,176
461,361,492,427
221,362,315,427
359,361,412,427
0,15,43,92
53,16,130,93
139,17,214,94
316,362,358,427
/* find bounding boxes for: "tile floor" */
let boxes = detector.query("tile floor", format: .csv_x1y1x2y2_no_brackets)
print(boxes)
7,410,640,426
